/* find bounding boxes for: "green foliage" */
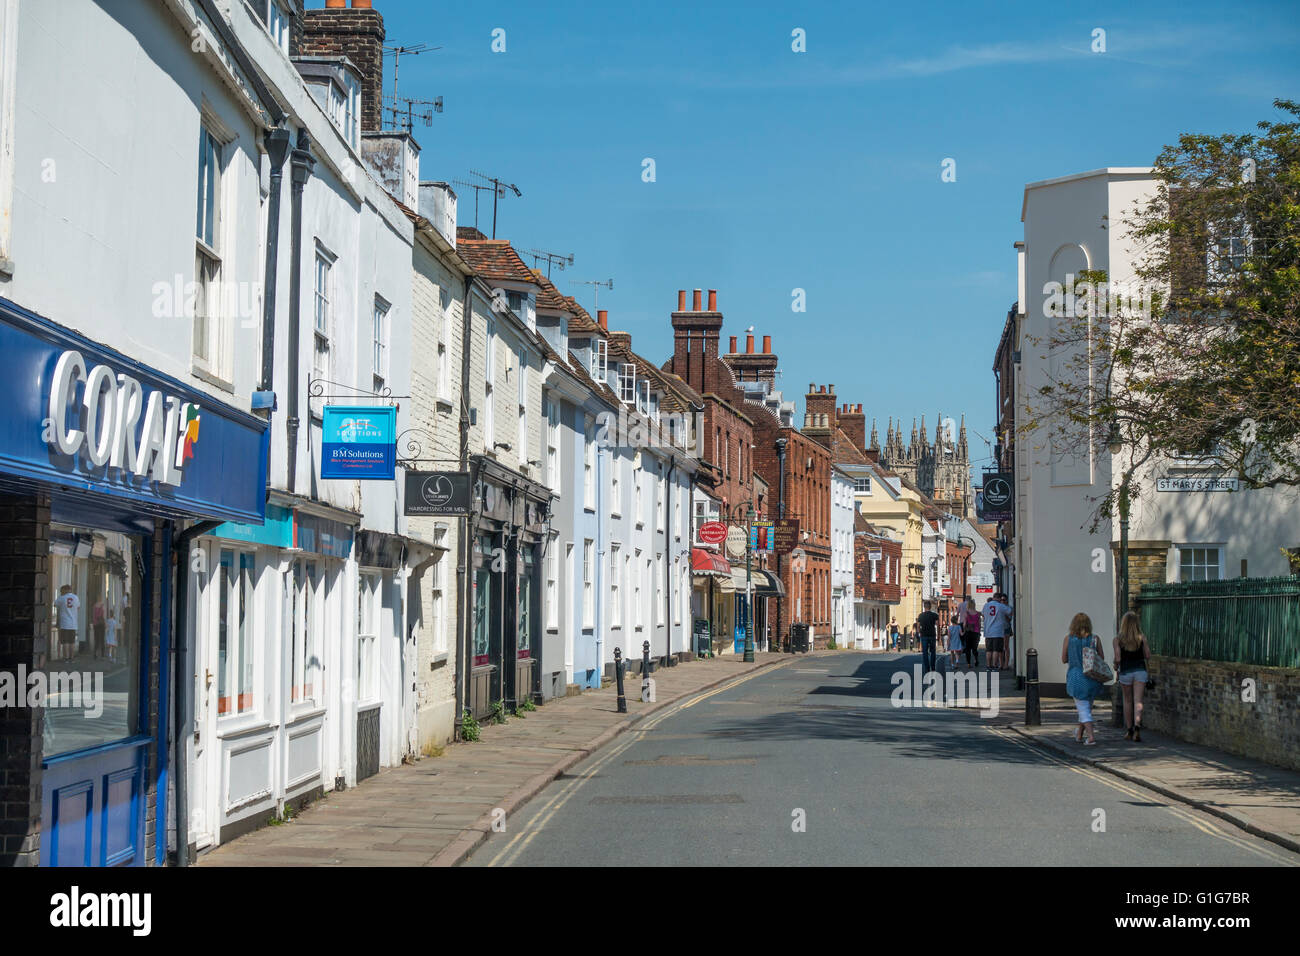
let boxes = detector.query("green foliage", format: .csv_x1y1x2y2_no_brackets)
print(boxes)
488,700,506,725
517,695,537,713
460,708,481,742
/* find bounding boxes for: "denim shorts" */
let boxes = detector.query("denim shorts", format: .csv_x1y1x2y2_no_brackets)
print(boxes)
1118,669,1149,686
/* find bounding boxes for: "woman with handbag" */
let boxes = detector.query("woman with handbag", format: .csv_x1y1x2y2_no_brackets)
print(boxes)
1061,612,1110,745
1112,611,1152,742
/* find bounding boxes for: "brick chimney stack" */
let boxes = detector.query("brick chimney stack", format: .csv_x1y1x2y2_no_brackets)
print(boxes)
668,286,724,395
302,1,386,133
805,383,838,435
839,402,867,451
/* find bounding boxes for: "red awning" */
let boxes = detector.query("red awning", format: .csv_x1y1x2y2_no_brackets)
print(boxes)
690,548,732,575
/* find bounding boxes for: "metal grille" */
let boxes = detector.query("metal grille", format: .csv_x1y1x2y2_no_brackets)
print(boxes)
356,706,381,783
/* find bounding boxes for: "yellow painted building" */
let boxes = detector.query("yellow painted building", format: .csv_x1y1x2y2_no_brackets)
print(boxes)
852,461,928,629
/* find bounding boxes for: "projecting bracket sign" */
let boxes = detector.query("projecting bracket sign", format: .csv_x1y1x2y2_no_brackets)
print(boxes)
404,470,472,516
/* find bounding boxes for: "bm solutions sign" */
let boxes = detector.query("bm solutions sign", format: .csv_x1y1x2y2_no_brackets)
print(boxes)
321,405,396,480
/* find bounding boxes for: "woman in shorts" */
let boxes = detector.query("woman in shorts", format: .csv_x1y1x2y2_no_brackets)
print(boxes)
1112,611,1151,742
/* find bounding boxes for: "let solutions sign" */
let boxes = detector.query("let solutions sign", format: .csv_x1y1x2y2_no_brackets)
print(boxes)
321,405,396,480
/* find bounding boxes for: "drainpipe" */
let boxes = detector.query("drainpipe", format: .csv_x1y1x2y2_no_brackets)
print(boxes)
258,126,291,397
172,518,223,867
285,129,315,495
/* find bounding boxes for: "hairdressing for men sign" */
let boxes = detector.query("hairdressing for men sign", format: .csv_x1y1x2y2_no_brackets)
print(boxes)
321,406,396,480
405,470,471,516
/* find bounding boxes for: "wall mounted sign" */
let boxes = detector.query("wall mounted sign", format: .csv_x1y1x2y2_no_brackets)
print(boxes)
698,520,728,545
725,526,748,559
868,550,883,562
1157,477,1240,492
405,470,471,516
979,473,1013,522
0,298,267,523
321,405,396,480
750,520,775,552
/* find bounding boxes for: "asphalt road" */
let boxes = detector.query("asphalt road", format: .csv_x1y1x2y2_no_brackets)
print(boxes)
465,652,1298,867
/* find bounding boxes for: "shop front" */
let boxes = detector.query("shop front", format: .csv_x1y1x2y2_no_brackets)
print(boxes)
465,457,550,719
689,548,731,656
0,298,267,867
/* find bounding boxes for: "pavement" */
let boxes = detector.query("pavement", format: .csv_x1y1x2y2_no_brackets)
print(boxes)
196,650,801,867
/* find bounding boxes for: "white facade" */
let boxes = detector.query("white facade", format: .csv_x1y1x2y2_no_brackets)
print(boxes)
831,468,855,647
1015,167,1300,686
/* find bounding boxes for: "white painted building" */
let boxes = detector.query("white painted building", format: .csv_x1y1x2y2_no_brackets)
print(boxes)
831,467,855,647
1013,167,1300,689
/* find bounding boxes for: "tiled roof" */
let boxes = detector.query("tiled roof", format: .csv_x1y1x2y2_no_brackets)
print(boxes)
456,239,537,284
532,270,573,314
831,426,869,465
563,295,604,337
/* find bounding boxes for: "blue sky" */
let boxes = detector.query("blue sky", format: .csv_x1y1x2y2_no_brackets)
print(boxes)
374,0,1299,471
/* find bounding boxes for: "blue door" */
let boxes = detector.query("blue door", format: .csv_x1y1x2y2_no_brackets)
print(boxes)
41,739,148,866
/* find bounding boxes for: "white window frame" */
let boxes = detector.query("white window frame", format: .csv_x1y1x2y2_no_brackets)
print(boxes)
582,539,594,628
610,542,621,625
194,120,233,383
518,351,528,464
546,537,559,630
264,0,290,55
619,363,636,404
546,397,560,496
484,318,496,451
610,453,621,516
1177,544,1224,583
312,244,335,395
437,288,452,401
634,549,643,630
634,463,643,527
431,529,448,655
216,548,257,718
372,295,390,394
583,417,596,511
591,337,607,382
655,553,663,626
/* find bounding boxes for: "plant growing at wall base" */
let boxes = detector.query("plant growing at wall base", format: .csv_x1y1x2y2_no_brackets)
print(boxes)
517,695,537,713
460,708,481,742
488,700,506,725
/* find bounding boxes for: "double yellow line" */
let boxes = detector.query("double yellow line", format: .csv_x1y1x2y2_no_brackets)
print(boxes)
989,727,1297,866
480,665,781,867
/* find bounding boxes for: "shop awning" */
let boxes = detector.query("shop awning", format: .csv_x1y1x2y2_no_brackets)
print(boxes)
752,570,786,597
691,548,731,576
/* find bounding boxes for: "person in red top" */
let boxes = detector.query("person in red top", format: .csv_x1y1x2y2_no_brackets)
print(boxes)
961,597,981,669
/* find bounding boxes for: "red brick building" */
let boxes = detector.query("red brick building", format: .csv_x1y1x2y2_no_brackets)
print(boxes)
663,289,832,649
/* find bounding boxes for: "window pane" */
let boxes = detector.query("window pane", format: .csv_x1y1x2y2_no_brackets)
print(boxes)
44,527,143,757
238,553,254,713
218,550,231,715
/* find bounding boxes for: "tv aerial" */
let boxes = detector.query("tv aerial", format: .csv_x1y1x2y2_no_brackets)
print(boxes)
529,248,575,278
455,170,521,238
572,278,614,311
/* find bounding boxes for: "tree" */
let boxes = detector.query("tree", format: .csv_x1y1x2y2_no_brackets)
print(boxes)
1022,99,1300,532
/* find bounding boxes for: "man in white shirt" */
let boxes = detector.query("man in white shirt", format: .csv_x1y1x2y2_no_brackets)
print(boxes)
54,584,81,662
983,593,1013,670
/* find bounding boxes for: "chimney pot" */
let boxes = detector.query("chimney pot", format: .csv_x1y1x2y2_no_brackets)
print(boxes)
677,290,686,311
745,333,754,353
762,335,772,354
809,383,815,393
325,0,345,6
707,289,717,311
829,383,835,394
350,0,373,8
692,289,702,311
857,403,863,413
729,335,737,353
597,309,608,330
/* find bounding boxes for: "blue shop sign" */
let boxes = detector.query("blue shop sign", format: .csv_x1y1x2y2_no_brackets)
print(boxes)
0,298,268,524
321,405,396,480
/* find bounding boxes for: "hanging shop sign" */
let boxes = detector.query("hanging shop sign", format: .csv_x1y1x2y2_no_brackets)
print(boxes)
725,526,748,559
773,518,801,554
979,473,1013,522
321,405,396,480
0,298,267,523
750,520,775,552
698,520,728,545
405,471,471,516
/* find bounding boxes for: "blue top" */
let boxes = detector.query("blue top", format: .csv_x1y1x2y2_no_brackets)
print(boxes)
1066,634,1104,701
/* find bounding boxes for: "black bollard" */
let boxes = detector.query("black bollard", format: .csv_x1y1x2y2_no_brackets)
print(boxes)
641,640,651,679
615,647,627,713
1025,647,1040,726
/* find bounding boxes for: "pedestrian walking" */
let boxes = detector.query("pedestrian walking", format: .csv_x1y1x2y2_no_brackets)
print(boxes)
916,601,940,675
889,620,900,651
1063,612,1105,746
92,597,106,660
105,608,119,664
983,593,1012,671
947,615,963,668
961,597,981,668
1112,611,1151,742
53,583,80,662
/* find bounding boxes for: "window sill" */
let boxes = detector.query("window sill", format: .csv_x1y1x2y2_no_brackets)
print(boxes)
192,364,235,394
436,399,454,414
431,652,450,666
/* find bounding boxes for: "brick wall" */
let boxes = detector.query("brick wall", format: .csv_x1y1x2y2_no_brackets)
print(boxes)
1144,656,1300,772
300,6,386,133
0,491,49,867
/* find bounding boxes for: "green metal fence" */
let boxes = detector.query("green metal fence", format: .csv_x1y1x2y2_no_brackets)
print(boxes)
1137,576,1300,668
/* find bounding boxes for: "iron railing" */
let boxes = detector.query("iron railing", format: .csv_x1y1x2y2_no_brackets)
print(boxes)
1137,576,1300,668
